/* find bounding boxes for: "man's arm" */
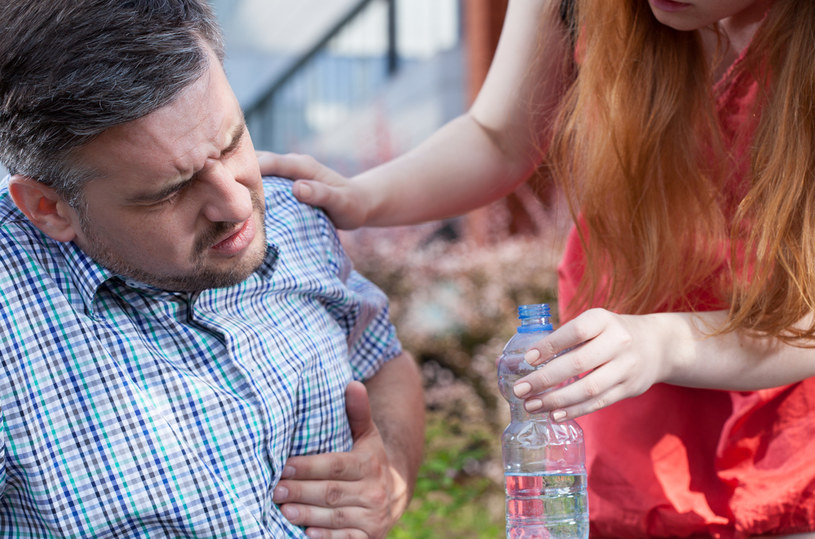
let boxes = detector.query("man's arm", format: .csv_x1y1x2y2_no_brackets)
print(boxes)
362,351,425,508
272,352,424,539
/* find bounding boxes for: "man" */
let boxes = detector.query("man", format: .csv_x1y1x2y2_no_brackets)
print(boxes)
0,1,423,537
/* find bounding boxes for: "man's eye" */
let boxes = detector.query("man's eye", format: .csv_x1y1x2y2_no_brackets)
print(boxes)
151,180,194,207
155,191,182,206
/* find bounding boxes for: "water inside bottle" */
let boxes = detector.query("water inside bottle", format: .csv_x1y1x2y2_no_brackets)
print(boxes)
505,472,588,539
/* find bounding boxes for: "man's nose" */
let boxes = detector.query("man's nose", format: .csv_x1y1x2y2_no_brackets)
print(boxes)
200,164,253,223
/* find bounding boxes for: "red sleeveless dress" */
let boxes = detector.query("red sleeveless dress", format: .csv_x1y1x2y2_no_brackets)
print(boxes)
557,47,815,538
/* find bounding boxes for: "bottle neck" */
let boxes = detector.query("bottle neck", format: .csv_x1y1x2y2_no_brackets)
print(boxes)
517,316,552,334
516,303,553,333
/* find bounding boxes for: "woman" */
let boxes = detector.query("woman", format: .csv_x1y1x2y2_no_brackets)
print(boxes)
261,0,815,536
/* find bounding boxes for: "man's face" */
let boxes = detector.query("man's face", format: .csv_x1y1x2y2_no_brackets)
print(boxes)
69,49,267,292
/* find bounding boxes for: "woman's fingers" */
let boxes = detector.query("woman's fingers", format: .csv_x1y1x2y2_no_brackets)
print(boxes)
515,309,664,420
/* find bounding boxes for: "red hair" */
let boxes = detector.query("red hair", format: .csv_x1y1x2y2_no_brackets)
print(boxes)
549,0,815,342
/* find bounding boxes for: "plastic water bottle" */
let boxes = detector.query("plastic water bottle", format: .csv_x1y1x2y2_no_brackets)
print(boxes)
498,303,589,539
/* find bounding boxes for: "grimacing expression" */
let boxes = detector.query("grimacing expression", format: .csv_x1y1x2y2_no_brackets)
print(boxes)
67,47,268,292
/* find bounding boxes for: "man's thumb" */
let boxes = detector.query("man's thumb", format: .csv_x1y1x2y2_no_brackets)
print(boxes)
345,381,374,440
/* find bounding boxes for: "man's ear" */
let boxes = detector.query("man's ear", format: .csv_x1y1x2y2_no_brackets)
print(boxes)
8,175,78,242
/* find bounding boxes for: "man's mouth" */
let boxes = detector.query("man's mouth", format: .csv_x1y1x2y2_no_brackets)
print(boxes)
210,217,256,255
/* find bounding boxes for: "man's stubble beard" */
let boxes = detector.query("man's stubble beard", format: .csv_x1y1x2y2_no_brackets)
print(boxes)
76,191,268,292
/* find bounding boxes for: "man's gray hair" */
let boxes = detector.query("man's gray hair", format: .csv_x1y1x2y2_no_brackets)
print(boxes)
0,0,225,205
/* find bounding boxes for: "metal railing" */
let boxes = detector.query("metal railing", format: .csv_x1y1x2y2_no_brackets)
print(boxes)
243,0,461,159
244,0,397,154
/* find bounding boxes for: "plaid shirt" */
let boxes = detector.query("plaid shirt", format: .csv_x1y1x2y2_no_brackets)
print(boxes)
0,176,401,538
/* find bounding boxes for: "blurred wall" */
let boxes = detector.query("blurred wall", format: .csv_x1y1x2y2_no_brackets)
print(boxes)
234,0,465,176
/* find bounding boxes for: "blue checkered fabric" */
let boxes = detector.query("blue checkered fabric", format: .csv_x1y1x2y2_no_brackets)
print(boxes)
0,176,402,538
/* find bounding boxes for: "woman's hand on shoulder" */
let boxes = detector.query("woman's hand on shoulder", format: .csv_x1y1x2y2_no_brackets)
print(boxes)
257,151,369,230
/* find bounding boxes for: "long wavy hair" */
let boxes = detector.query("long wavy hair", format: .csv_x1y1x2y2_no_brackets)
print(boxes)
548,0,815,342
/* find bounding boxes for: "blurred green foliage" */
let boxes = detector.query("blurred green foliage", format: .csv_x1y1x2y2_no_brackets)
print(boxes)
390,414,504,538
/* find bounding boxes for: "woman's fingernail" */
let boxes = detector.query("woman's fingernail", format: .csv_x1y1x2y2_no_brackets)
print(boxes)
524,349,541,363
514,382,532,397
524,399,543,412
551,410,567,422
281,465,295,478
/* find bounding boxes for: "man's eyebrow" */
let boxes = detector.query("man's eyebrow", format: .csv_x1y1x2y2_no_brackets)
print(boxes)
222,121,246,156
127,120,247,205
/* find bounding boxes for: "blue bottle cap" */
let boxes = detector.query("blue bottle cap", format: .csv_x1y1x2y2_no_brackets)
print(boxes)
518,303,550,320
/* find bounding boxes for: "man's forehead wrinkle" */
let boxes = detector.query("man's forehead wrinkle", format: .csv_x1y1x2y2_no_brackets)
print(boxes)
140,76,220,177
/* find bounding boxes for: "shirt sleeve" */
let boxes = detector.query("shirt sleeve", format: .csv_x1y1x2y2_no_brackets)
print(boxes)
317,211,403,382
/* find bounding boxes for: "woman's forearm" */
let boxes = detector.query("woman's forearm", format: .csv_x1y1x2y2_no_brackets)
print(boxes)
665,310,815,391
351,0,571,227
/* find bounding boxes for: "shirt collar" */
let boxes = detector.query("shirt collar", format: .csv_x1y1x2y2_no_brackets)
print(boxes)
58,240,119,315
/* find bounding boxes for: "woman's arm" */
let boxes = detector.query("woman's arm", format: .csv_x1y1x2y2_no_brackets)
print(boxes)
514,309,815,420
260,0,572,229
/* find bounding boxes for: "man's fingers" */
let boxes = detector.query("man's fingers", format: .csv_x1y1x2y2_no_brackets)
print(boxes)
278,502,368,538
274,474,388,511
274,476,374,509
304,527,368,539
275,482,390,538
280,452,368,482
